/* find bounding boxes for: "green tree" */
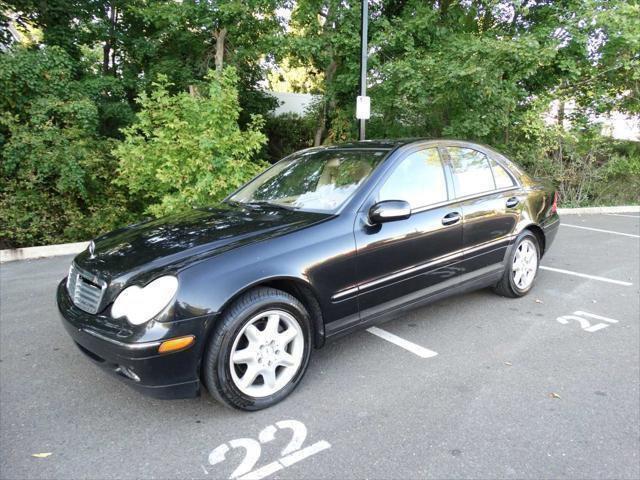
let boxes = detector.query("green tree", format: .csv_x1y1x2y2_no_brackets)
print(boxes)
114,67,267,217
115,0,286,125
288,0,365,145
0,46,134,248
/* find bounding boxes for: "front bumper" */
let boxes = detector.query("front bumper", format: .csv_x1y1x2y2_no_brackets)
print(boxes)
57,280,211,399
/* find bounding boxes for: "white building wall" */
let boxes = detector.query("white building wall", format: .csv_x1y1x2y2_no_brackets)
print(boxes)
268,91,319,116
545,99,640,141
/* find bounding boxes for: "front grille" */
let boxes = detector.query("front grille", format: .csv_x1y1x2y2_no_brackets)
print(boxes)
66,264,107,314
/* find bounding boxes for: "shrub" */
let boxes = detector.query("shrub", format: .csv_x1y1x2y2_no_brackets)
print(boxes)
114,67,268,217
0,47,134,249
507,127,640,207
262,112,316,163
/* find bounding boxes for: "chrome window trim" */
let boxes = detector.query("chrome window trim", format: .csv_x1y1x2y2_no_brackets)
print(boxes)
367,142,522,216
488,157,518,189
447,185,521,204
446,145,497,197
441,143,522,190
377,147,450,211
411,186,521,214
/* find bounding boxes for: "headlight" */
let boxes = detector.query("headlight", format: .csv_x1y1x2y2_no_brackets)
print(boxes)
111,276,178,325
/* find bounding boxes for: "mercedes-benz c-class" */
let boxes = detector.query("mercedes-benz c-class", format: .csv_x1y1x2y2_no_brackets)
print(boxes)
57,139,560,410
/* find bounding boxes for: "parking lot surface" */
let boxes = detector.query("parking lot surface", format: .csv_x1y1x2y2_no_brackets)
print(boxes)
1,213,639,480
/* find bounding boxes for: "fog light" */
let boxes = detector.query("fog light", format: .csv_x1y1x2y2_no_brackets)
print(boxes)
159,335,195,354
116,365,140,382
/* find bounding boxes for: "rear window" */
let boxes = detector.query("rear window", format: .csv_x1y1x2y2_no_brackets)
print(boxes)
490,158,516,188
448,147,495,197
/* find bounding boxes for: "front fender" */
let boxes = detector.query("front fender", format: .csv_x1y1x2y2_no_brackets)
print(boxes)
173,243,316,320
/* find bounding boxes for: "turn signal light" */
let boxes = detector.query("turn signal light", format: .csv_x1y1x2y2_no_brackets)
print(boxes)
158,335,195,354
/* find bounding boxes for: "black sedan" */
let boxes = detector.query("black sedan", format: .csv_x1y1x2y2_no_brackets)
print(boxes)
57,139,560,410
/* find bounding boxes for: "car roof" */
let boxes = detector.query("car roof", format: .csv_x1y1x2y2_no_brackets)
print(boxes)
318,139,527,178
320,138,499,151
321,139,422,150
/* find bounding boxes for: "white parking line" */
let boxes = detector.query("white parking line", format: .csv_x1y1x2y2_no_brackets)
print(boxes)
238,441,332,480
239,461,282,480
606,213,640,219
539,266,633,286
279,440,332,467
562,223,640,238
367,326,438,358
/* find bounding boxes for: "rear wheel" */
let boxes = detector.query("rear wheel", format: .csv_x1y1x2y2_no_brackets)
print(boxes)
493,231,540,298
202,287,312,410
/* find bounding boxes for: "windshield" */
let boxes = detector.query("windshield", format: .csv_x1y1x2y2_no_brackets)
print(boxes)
229,149,389,212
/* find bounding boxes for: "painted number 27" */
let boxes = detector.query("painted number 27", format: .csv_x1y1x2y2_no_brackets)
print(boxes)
557,310,619,333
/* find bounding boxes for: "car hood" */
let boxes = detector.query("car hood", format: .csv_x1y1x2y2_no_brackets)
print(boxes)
73,203,331,281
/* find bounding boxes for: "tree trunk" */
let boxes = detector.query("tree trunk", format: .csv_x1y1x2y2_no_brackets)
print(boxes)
103,42,110,74
557,100,565,129
103,4,117,75
440,0,451,18
102,4,111,74
314,104,326,146
313,59,337,146
214,28,227,71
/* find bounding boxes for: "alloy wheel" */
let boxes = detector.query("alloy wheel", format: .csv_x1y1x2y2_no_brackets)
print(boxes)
229,310,304,397
512,238,538,290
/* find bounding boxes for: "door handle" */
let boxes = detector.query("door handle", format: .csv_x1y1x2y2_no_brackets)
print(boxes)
442,212,461,226
506,197,520,208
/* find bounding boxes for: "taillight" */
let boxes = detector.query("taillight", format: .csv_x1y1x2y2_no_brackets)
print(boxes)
551,191,558,214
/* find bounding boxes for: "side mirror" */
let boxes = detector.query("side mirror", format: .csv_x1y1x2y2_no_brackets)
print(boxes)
368,200,411,224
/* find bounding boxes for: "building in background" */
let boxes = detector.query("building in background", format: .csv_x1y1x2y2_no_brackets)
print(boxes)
267,91,318,117
0,14,22,52
545,100,639,142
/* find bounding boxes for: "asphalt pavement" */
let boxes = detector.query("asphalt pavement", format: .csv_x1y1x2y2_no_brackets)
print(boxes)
1,213,639,480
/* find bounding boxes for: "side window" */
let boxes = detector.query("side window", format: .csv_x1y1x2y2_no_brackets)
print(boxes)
490,158,516,188
448,147,495,197
379,148,448,209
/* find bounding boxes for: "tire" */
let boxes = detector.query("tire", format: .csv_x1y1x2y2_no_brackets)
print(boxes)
493,230,541,298
202,287,312,411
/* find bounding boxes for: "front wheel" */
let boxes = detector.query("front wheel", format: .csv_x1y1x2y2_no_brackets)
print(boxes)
493,231,540,298
202,287,312,411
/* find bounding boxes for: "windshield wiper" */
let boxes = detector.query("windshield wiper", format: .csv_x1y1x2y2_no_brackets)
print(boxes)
242,200,298,211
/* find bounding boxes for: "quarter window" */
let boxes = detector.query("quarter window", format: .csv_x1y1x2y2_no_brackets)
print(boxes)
448,147,495,197
490,158,516,188
379,149,448,209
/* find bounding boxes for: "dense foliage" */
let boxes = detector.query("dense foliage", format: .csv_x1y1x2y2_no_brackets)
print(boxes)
262,112,316,162
1,0,639,248
0,46,134,248
287,0,639,203
115,68,267,217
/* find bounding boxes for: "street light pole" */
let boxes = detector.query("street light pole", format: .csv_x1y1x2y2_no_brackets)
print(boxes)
358,0,368,141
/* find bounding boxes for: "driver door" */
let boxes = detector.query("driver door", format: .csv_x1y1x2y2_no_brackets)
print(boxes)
353,147,464,319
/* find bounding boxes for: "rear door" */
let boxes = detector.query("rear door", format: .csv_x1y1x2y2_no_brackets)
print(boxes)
352,146,464,322
443,145,521,272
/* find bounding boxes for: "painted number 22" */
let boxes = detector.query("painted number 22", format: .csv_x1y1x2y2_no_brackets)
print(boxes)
207,420,330,480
